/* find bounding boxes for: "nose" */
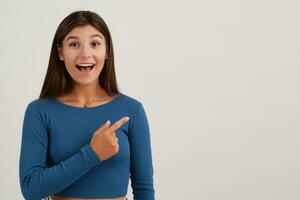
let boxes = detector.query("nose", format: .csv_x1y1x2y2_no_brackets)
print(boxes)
79,44,92,58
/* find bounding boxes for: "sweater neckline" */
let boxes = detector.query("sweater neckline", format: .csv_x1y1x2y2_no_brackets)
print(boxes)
52,93,124,110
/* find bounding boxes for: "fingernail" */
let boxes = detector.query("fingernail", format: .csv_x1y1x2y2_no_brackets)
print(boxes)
125,117,130,121
106,120,111,125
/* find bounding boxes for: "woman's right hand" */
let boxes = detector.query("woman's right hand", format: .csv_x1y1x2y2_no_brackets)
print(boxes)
90,116,130,161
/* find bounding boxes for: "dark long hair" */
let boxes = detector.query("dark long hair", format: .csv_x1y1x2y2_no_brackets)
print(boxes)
39,10,120,99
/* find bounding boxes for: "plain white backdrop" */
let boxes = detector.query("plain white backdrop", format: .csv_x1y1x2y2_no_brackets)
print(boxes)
0,0,300,199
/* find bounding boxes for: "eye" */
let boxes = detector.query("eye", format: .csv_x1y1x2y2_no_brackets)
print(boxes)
68,42,79,48
91,41,101,47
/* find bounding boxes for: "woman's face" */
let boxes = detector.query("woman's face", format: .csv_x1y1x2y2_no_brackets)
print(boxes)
58,24,108,86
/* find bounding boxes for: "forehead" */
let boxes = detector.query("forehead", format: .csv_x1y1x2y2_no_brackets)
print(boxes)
64,24,105,41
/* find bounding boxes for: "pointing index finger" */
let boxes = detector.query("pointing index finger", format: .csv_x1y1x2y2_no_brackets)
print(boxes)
106,116,130,133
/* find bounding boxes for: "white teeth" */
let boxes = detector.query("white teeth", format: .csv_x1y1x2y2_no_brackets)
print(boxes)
77,64,94,67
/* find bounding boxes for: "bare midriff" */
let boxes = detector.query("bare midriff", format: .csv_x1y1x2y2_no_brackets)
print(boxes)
52,195,126,200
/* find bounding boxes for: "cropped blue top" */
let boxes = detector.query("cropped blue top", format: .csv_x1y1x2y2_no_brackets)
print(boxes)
19,93,155,200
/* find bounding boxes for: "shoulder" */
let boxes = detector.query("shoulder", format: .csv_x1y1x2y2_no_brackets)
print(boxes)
119,93,149,122
121,94,150,134
24,98,55,115
120,93,141,104
119,93,145,113
22,99,53,128
27,98,53,108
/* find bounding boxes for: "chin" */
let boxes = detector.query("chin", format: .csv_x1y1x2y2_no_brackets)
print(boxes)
74,78,99,86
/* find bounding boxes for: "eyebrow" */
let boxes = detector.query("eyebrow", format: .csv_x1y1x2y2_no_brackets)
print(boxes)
66,34,104,41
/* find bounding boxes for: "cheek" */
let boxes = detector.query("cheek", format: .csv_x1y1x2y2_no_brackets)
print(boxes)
64,55,76,69
96,48,107,59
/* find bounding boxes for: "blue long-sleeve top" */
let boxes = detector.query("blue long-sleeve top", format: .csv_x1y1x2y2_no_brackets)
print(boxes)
19,93,155,200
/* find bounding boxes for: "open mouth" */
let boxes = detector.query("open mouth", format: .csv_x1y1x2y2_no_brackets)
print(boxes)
75,64,95,73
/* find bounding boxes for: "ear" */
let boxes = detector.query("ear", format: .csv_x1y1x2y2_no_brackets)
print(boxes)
57,44,64,61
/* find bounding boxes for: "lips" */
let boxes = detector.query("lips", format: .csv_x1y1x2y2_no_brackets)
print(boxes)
75,63,95,72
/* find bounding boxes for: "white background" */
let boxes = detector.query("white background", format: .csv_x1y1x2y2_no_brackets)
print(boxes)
0,0,300,199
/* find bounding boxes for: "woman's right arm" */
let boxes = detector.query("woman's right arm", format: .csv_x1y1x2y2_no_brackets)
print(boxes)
19,102,102,200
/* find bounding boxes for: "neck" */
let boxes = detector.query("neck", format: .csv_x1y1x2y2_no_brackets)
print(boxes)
70,81,107,103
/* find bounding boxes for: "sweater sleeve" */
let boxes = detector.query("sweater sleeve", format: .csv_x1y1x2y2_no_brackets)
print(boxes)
128,102,155,200
19,102,102,200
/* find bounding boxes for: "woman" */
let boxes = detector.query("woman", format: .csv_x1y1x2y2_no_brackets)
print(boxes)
19,10,155,200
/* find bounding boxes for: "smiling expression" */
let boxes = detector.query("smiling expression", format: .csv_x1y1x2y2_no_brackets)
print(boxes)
58,24,108,85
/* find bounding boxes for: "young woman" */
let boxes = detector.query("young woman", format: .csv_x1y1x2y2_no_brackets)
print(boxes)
19,10,155,200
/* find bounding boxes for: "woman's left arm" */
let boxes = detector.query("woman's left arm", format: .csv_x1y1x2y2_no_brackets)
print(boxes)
128,102,155,200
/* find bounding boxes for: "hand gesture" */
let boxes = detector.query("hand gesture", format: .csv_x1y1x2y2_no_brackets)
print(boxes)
90,117,130,160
